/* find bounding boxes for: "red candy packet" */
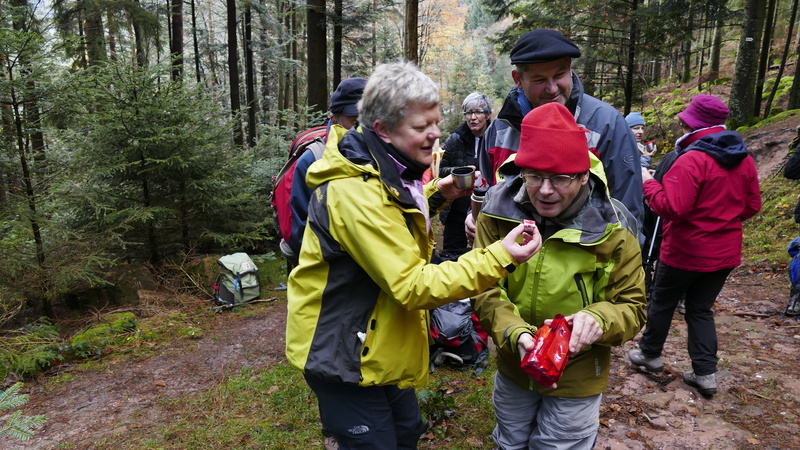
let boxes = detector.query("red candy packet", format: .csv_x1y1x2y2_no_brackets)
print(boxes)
520,314,572,387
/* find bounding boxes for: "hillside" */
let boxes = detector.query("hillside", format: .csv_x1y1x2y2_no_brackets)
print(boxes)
4,62,800,448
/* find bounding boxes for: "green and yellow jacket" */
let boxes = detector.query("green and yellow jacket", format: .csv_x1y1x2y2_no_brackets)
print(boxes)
286,124,519,389
472,155,647,397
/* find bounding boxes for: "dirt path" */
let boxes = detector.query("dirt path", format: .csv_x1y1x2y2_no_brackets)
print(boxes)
597,269,800,449
5,269,799,449
1,301,289,449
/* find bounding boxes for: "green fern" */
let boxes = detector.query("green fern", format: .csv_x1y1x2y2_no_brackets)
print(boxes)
0,383,46,441
0,318,61,380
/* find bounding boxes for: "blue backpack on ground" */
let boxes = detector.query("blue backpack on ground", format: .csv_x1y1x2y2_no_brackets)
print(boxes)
786,238,800,316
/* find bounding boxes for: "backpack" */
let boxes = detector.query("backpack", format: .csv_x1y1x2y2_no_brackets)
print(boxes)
270,126,328,245
429,300,489,373
214,253,260,306
786,238,800,316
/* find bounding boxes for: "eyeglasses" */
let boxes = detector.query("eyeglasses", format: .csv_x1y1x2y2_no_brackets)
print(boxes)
522,173,580,189
463,110,489,118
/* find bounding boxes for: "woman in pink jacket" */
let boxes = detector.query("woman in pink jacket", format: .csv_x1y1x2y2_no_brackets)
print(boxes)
628,95,762,396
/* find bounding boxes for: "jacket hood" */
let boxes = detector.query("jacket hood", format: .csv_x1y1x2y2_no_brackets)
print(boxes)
486,153,636,244
306,124,418,208
680,130,748,168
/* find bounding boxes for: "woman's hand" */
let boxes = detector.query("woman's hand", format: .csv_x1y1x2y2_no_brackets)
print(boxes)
436,169,481,200
641,166,654,183
501,222,541,265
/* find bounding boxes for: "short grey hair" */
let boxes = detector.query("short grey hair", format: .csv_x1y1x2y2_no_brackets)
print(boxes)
358,62,440,132
462,92,492,114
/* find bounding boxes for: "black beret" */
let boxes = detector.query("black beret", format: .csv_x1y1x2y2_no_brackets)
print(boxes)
510,29,581,65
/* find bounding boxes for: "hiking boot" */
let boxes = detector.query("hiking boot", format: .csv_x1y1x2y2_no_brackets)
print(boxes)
676,298,686,315
787,301,800,316
628,349,664,372
683,371,717,396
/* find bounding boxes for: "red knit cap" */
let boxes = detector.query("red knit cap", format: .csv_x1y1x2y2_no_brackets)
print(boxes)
515,103,590,174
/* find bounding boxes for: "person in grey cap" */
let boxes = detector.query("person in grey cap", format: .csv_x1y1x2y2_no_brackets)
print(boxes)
467,28,644,244
285,77,368,261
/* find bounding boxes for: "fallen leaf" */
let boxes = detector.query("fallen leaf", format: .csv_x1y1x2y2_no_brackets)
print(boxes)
154,380,167,387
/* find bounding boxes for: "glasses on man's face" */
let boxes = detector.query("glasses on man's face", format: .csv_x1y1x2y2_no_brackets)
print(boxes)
463,110,488,118
522,173,579,189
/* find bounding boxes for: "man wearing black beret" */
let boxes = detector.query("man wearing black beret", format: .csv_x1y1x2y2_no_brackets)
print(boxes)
468,29,643,241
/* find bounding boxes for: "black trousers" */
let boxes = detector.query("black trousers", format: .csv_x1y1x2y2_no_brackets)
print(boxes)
442,196,470,252
304,374,425,450
638,262,732,376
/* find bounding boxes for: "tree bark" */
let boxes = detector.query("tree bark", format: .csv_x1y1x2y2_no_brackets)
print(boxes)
83,0,107,66
333,0,343,88
191,0,202,83
624,0,639,115
307,0,328,114
227,0,243,146
244,4,256,147
764,0,798,117
729,0,767,127
754,0,777,117
170,0,184,81
405,0,418,64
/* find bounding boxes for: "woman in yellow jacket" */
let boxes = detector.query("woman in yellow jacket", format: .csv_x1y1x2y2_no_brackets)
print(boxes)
285,62,542,449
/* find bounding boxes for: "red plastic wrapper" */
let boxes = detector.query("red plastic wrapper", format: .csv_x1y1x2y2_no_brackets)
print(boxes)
520,314,572,387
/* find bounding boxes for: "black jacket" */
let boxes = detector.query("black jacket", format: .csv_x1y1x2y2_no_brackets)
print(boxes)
439,122,484,177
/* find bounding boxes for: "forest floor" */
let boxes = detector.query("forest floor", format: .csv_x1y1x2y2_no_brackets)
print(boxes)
4,101,800,450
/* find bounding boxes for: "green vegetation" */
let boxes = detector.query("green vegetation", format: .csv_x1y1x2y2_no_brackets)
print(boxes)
0,383,46,441
741,174,799,267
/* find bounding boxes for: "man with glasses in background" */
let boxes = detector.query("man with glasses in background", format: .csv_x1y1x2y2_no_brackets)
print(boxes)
471,102,646,449
438,92,493,258
467,28,643,245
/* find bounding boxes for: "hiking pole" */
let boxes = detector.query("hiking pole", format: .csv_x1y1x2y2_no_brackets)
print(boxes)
645,216,661,266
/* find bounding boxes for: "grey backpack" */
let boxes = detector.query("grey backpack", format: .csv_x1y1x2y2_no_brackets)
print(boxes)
214,253,260,305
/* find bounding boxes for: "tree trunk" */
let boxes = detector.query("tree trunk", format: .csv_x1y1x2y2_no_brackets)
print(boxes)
307,0,328,114
764,0,798,117
790,3,800,109
333,0,343,88
680,41,691,83
133,0,148,67
754,0,777,117
244,4,256,147
405,0,418,64
583,29,599,97
191,0,202,83
729,0,767,127
207,0,219,86
623,0,639,115
227,0,243,146
170,0,184,81
708,18,723,80
83,0,107,66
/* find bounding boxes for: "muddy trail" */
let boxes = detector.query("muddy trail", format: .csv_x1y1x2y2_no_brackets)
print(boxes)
3,268,799,449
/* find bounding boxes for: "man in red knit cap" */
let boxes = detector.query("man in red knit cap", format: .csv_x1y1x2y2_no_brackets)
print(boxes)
472,102,646,449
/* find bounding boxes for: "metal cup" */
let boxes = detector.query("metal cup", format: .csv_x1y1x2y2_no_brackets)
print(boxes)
451,166,475,190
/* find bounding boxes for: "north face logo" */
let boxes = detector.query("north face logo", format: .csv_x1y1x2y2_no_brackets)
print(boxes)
348,425,369,435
